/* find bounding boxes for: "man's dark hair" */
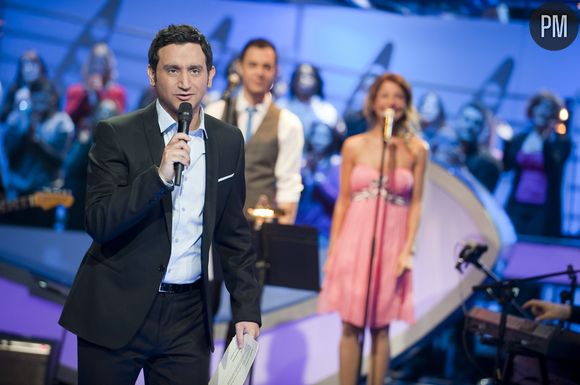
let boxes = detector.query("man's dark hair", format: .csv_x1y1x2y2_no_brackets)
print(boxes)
239,38,278,63
148,24,213,72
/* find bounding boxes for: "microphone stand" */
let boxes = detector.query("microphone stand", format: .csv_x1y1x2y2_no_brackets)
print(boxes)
559,264,577,331
473,267,580,292
222,73,239,126
456,245,522,384
357,127,389,385
472,266,580,385
223,93,236,127
456,245,526,318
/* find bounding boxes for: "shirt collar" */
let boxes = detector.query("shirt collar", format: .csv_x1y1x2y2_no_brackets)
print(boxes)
156,99,208,139
236,92,271,114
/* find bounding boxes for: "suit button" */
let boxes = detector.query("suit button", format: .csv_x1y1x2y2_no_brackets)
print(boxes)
158,264,165,272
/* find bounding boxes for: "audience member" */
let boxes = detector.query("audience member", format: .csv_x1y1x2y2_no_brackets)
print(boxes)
416,91,460,166
3,80,74,226
278,63,345,140
1,50,49,123
62,99,120,230
65,42,126,132
503,92,572,237
296,121,342,238
454,101,502,192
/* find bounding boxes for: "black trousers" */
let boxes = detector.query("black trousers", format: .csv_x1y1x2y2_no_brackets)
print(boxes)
77,286,209,385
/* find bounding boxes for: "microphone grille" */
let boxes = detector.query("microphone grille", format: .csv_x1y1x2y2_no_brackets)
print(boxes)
384,108,395,118
228,73,240,86
178,102,193,121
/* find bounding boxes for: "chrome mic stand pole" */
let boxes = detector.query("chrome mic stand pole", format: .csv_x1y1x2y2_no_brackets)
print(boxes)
357,111,392,384
222,73,239,126
559,264,577,330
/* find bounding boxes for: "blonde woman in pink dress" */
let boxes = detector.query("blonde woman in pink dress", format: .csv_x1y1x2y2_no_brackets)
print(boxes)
318,73,428,385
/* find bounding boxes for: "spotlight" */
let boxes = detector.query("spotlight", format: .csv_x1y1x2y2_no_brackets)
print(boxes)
555,122,567,135
559,107,569,121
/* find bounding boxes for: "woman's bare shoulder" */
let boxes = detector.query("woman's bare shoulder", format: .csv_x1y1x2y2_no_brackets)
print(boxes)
409,134,429,154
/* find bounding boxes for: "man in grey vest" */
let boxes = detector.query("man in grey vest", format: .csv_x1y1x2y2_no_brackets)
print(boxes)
205,39,303,354
206,38,303,224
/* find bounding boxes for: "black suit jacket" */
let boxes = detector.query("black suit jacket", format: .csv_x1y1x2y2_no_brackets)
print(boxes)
59,103,261,350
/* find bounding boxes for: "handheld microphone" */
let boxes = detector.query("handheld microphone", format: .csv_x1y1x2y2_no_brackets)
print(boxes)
455,242,488,273
174,102,193,186
383,108,395,143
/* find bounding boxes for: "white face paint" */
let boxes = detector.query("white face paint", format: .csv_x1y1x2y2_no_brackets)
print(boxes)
22,60,41,83
531,99,555,129
455,106,484,143
296,65,318,97
419,92,441,123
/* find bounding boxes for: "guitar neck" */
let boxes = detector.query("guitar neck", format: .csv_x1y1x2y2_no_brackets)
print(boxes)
0,195,33,215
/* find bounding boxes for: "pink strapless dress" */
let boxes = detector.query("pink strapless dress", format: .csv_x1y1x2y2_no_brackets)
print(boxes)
318,164,415,328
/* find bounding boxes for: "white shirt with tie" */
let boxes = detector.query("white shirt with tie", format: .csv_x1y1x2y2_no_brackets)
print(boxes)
205,92,304,204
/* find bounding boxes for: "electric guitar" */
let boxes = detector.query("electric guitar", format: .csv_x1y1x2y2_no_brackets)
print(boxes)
0,190,75,215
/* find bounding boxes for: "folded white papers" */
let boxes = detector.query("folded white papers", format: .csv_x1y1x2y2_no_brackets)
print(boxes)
209,334,259,385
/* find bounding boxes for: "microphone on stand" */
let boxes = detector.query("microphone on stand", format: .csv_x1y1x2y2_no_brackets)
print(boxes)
174,102,193,186
223,72,240,126
383,108,395,143
455,242,488,273
222,72,240,100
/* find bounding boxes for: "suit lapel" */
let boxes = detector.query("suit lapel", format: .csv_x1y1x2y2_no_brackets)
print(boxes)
142,103,173,242
203,117,218,275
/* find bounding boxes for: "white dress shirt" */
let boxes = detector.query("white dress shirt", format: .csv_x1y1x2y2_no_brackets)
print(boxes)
156,100,207,284
205,93,304,204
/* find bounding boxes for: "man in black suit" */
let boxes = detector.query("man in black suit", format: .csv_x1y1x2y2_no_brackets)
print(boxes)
454,101,502,192
59,24,261,385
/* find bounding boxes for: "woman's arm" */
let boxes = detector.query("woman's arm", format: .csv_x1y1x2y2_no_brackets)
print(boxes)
396,138,429,275
326,137,356,266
